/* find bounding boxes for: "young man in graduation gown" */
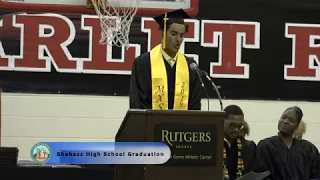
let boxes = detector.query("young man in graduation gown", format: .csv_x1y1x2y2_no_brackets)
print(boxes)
129,9,202,110
256,106,320,180
223,105,257,180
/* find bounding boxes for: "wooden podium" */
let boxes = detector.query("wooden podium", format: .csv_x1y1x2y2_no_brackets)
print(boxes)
114,109,225,180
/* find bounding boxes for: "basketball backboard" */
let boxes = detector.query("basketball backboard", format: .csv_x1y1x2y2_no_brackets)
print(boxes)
0,0,199,16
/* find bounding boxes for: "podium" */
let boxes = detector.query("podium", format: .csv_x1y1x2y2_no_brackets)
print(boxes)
114,109,225,180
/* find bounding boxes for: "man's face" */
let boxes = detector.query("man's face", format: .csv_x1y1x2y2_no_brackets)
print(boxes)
164,23,185,54
278,108,299,136
224,115,244,140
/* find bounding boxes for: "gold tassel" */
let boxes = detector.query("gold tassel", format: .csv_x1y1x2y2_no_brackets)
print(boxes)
162,13,168,49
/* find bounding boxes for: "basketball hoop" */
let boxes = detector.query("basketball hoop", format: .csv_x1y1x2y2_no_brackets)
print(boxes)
91,0,141,48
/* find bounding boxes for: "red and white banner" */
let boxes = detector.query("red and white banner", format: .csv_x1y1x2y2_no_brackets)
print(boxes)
0,13,319,81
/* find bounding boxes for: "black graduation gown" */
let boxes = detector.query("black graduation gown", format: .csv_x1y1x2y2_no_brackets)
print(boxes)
129,52,202,110
224,137,257,180
255,136,320,180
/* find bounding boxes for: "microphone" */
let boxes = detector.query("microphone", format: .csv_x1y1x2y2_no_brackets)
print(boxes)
190,63,210,111
190,63,224,111
190,63,205,87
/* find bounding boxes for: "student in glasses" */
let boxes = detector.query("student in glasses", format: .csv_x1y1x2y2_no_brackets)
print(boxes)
223,105,257,180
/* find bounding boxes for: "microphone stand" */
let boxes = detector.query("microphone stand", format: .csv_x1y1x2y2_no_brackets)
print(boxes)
202,83,210,112
201,71,224,111
194,70,210,111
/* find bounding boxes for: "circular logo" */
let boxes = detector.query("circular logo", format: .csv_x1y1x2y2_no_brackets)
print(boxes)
30,142,52,164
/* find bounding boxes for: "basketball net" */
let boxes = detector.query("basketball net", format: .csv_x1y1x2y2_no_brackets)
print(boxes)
91,0,141,48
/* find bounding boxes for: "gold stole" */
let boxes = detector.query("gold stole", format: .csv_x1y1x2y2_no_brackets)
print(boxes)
150,44,189,110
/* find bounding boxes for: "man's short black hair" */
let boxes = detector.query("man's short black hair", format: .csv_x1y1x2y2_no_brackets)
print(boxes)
224,105,244,118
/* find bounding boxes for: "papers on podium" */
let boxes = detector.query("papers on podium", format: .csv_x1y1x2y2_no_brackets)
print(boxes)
236,171,270,180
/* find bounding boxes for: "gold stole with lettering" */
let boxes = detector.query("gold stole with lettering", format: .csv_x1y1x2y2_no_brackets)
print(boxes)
150,44,189,110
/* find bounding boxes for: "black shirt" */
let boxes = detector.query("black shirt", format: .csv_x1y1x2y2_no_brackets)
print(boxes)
256,136,320,180
224,137,257,180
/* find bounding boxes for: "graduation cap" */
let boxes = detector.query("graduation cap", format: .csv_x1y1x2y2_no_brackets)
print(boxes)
153,9,190,49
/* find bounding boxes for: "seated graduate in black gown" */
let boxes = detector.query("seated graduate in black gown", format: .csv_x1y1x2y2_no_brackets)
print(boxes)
129,9,202,110
256,106,320,180
223,105,257,180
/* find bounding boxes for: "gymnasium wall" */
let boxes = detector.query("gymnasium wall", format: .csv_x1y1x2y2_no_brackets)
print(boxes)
1,93,319,160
